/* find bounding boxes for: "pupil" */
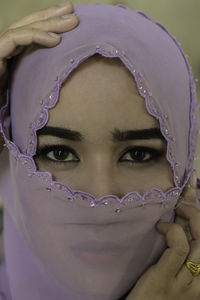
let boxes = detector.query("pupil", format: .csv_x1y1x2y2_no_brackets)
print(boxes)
131,150,145,160
54,150,68,160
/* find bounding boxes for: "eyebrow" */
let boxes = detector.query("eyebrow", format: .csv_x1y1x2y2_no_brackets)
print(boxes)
37,126,165,142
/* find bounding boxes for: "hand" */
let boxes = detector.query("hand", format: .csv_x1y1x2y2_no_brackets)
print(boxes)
126,170,200,300
0,1,79,152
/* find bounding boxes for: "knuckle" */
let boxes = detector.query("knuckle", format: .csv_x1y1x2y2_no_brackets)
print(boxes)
2,27,23,41
2,28,14,39
0,28,17,45
176,244,190,257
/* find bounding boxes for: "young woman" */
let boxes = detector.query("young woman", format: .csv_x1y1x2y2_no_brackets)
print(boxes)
0,2,200,299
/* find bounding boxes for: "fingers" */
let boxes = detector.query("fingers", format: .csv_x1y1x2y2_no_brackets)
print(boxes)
0,2,79,91
0,28,59,60
176,239,200,284
155,168,200,283
155,221,190,278
7,1,74,30
178,169,198,206
24,13,79,33
174,170,197,242
176,202,200,240
175,202,200,283
0,14,79,60
175,169,200,241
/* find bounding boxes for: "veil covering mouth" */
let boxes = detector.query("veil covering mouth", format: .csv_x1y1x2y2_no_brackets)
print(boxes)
0,3,200,300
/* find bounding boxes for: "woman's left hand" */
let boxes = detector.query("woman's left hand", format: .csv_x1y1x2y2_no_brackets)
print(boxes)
126,170,200,300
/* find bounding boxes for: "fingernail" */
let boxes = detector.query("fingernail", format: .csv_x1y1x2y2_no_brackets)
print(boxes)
191,170,197,189
61,13,76,19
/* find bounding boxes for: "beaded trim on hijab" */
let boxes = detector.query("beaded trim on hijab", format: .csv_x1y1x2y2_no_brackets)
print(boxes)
0,8,199,214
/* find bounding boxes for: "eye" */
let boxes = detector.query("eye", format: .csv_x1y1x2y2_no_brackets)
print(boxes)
35,145,79,164
119,146,164,164
35,145,164,165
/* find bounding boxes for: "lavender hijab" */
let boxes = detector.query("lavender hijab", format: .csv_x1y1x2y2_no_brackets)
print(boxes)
0,3,200,300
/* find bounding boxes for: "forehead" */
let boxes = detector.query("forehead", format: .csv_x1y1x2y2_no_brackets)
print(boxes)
47,54,160,131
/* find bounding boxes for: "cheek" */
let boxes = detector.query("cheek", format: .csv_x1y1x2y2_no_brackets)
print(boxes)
139,162,174,192
115,161,174,194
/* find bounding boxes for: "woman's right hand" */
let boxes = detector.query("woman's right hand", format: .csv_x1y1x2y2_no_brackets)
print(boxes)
0,1,79,153
126,173,200,300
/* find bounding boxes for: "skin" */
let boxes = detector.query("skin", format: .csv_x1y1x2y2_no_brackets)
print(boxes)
128,179,200,300
34,54,174,198
0,2,199,299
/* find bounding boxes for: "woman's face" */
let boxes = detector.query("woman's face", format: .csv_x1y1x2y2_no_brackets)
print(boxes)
34,55,174,198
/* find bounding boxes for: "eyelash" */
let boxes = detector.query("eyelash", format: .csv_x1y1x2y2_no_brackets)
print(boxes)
35,145,164,165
